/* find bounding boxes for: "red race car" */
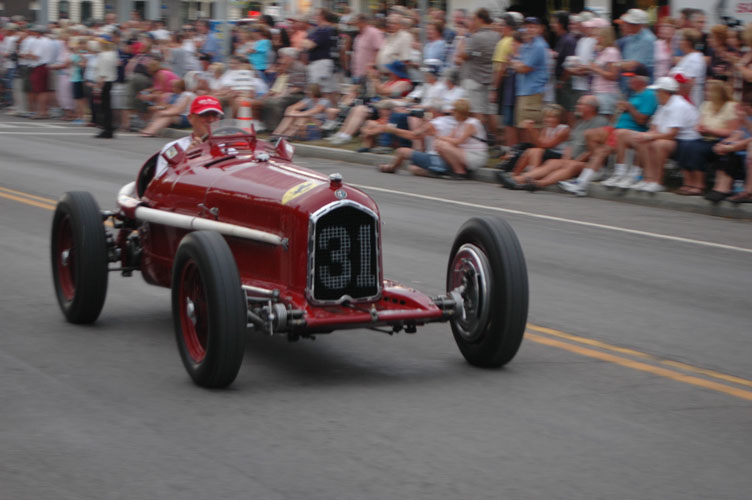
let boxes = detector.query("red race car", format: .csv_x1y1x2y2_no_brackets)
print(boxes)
51,120,529,388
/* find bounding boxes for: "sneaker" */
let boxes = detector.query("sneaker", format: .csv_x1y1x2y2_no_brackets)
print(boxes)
601,172,624,187
614,174,642,189
629,180,648,191
321,120,338,131
329,134,351,145
558,180,586,197
641,182,665,193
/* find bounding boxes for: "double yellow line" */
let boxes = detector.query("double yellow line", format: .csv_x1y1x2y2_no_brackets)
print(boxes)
3,184,752,401
0,185,57,210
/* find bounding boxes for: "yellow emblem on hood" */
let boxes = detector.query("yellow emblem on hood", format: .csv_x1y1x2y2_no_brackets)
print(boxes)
282,180,322,205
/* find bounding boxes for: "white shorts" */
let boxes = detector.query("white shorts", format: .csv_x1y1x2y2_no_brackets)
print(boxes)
307,59,336,93
464,149,489,170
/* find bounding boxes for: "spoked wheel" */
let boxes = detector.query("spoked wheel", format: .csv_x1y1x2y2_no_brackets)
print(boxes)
172,231,246,388
446,217,528,367
50,191,109,324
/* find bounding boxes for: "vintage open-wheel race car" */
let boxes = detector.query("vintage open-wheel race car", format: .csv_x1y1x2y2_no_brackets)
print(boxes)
50,120,529,388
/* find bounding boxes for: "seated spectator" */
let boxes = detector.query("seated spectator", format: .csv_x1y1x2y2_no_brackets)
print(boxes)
561,65,657,195
509,104,570,175
326,61,413,145
377,101,458,175
705,101,752,202
679,80,739,194
404,60,445,108
631,77,700,192
433,98,489,178
254,47,306,131
498,95,608,190
355,99,412,153
138,78,195,136
272,83,330,138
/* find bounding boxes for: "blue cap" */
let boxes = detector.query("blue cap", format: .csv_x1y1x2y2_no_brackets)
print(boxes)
385,60,409,79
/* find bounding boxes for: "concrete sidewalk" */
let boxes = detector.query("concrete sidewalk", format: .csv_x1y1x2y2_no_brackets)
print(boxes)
161,128,752,220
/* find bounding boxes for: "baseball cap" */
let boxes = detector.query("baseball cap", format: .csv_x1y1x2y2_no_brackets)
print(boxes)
648,76,679,93
190,95,225,116
621,8,648,25
622,63,649,77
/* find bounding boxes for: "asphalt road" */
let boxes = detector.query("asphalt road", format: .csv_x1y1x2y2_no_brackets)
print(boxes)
1,117,750,499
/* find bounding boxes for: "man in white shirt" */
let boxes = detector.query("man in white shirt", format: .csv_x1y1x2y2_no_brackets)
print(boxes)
18,27,38,116
630,76,699,192
1,24,20,108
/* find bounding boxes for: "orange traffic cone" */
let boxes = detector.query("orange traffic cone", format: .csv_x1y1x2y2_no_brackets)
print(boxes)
237,96,254,133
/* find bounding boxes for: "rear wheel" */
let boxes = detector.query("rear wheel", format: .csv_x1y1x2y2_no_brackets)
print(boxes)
172,231,246,388
50,191,109,324
446,217,528,367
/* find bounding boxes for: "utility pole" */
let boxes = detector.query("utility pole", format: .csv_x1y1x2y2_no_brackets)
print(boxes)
39,0,49,25
117,0,131,24
216,0,232,60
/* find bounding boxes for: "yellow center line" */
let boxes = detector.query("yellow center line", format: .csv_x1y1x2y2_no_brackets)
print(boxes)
0,186,57,204
528,323,752,390
3,184,751,400
526,333,752,402
0,191,57,210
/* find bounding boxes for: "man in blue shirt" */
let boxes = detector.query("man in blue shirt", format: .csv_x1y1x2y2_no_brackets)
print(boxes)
559,65,658,196
618,9,656,92
511,17,549,141
197,20,223,63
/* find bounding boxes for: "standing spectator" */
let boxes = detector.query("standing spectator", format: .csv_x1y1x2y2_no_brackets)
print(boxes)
197,20,223,62
257,47,307,130
632,77,700,192
168,32,200,78
570,18,603,116
654,18,675,79
50,31,74,120
94,35,118,138
456,8,500,144
351,14,383,82
1,24,20,108
424,22,447,67
68,37,87,124
618,9,656,81
287,16,310,51
302,9,338,101
491,14,518,146
248,26,272,83
706,25,731,81
672,29,706,105
689,10,708,54
551,12,577,124
511,17,549,142
587,26,621,117
376,15,412,69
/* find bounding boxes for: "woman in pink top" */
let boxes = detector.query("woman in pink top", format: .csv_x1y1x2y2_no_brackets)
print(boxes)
587,26,621,117
654,18,675,79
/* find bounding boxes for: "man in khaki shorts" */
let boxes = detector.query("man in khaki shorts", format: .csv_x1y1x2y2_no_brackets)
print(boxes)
510,17,549,142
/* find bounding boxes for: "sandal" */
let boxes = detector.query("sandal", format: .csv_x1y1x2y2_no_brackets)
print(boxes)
379,163,397,173
676,186,703,196
704,190,731,203
727,191,752,203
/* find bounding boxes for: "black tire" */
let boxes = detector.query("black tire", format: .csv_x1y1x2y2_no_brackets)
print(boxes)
51,191,109,324
172,231,246,388
446,216,529,367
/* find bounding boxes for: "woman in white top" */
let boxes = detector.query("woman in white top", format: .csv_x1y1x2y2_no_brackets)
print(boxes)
434,98,489,178
671,29,706,106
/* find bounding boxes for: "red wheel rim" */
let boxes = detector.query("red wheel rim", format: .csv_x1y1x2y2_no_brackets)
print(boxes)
179,261,208,363
56,214,76,302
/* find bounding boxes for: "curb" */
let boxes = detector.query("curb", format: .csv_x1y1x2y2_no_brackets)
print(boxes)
159,128,752,219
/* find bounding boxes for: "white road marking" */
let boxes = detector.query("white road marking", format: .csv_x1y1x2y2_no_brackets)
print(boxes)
353,184,752,255
0,132,138,136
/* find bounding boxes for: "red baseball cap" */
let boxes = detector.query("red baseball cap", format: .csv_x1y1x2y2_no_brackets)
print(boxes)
190,95,224,116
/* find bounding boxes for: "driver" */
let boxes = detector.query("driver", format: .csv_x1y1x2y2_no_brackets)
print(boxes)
154,95,225,178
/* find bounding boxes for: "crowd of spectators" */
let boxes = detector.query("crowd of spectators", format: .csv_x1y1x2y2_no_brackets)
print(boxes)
1,5,751,203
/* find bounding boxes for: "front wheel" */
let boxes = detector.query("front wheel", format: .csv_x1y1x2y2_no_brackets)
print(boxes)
446,217,528,367
172,231,246,388
50,191,109,324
